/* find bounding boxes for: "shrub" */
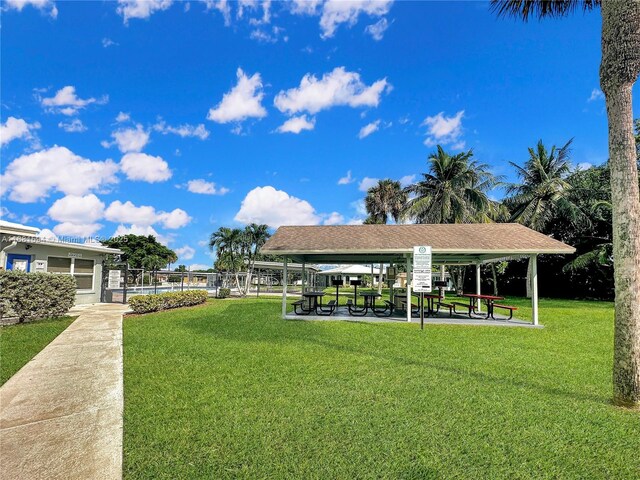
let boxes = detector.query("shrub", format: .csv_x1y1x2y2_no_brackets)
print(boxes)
217,288,231,299
128,290,208,314
0,270,76,323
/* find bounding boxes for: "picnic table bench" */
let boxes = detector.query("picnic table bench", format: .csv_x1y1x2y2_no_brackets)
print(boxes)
492,303,518,320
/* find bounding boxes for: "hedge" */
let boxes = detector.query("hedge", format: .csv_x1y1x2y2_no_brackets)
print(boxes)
0,271,76,323
128,290,208,314
217,288,231,299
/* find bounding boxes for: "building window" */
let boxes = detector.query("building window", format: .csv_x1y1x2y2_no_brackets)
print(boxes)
47,257,94,291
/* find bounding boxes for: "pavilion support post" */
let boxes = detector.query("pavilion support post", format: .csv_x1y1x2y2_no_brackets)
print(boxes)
378,263,383,294
531,254,539,326
301,260,306,294
440,264,446,300
282,258,288,318
406,254,412,323
475,263,482,313
371,264,374,289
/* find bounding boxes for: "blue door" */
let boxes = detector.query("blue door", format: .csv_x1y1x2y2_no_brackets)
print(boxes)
6,254,31,272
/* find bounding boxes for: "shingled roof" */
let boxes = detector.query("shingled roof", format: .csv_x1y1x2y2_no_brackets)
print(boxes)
261,223,575,264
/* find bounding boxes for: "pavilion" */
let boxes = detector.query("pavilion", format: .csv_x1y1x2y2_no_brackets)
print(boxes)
260,223,575,326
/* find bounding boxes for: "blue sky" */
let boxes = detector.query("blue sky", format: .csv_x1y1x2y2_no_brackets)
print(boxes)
1,0,637,268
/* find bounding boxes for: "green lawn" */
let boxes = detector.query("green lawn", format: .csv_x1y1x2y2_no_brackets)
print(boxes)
0,316,75,385
123,297,639,479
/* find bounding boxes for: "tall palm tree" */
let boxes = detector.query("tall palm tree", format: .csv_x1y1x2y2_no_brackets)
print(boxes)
404,146,501,224
364,179,407,224
492,0,640,408
241,223,270,296
505,139,583,231
209,227,244,291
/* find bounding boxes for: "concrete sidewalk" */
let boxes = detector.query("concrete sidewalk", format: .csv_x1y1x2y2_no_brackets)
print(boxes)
0,303,129,480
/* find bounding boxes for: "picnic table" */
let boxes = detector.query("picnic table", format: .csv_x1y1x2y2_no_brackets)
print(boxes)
293,291,327,315
459,293,504,319
347,291,384,316
395,293,441,316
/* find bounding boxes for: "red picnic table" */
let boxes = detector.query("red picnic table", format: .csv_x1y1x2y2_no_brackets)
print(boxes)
460,293,504,319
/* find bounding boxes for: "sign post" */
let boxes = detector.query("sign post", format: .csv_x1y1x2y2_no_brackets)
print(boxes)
413,246,433,330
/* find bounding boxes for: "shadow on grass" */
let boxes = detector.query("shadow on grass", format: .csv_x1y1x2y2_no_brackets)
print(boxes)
184,301,606,406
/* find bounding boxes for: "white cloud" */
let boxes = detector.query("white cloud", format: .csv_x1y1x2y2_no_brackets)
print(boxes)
115,111,130,123
117,0,173,23
189,263,211,271
37,228,58,240
120,153,171,183
577,162,593,171
274,67,390,115
338,170,354,185
358,176,379,192
113,224,171,245
48,194,105,223
364,17,388,40
347,217,364,225
319,0,393,38
3,0,57,18
275,115,315,134
0,117,41,146
102,37,117,48
105,200,190,229
202,0,231,26
323,211,344,225
53,222,103,237
588,88,604,102
358,119,380,139
250,25,286,43
235,186,321,228
104,200,159,226
207,68,267,124
175,245,195,260
185,179,229,195
422,110,465,148
238,0,271,24
291,0,322,15
153,120,210,140
350,198,367,216
105,124,150,153
40,86,108,116
58,118,87,133
159,208,191,229
399,174,416,187
0,146,118,203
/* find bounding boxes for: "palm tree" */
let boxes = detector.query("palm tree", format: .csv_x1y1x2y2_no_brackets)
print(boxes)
209,227,244,291
364,179,407,224
492,0,640,408
241,223,270,296
404,146,501,224
505,139,584,231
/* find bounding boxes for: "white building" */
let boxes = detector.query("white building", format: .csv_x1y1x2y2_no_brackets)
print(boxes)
0,220,123,305
317,264,385,287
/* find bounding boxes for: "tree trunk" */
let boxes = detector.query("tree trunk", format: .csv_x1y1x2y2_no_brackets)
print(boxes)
601,0,640,408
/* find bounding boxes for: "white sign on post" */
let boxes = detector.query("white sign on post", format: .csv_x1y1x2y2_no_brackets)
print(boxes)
108,270,121,289
412,245,432,293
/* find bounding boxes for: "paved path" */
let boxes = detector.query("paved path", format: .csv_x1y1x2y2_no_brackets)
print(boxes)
0,303,129,480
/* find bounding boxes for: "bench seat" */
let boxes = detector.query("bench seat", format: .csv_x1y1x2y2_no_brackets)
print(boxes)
493,304,518,320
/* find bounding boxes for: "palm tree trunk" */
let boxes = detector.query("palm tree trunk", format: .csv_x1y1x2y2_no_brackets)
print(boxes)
601,0,640,408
